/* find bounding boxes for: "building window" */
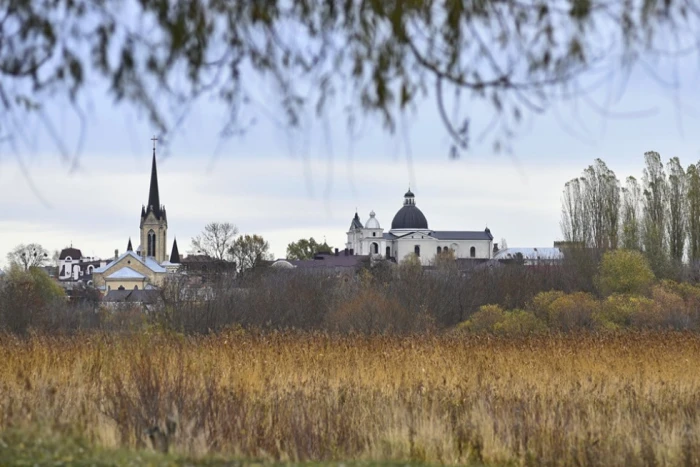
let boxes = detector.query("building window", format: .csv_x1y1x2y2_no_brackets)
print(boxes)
437,246,442,254
414,245,420,257
470,246,476,258
371,243,379,254
87,265,94,274
386,246,391,258
147,230,156,257
134,285,139,290
372,232,376,237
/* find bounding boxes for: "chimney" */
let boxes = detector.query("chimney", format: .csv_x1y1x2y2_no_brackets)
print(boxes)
114,249,118,260
335,248,339,256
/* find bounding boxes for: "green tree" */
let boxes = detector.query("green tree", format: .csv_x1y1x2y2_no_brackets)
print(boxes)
620,176,642,250
561,159,619,249
228,234,273,273
6,244,49,271
2,1,698,155
597,250,655,297
642,151,668,274
286,238,332,260
688,163,700,262
0,266,65,334
666,157,687,262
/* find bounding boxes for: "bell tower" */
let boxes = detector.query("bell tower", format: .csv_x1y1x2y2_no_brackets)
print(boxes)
139,136,168,263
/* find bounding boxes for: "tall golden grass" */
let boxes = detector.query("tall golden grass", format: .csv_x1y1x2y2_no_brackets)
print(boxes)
2,330,700,465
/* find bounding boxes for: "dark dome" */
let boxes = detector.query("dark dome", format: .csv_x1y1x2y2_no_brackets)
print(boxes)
391,205,429,229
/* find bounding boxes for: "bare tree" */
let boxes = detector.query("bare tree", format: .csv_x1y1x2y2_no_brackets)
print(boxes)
6,244,49,271
666,157,687,262
191,222,238,260
620,176,642,250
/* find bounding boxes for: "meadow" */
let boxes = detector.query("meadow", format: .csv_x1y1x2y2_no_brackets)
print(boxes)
2,330,700,466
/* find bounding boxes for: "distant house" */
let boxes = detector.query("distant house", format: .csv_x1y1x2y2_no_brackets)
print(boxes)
493,247,563,266
56,247,110,289
102,289,162,309
270,252,369,278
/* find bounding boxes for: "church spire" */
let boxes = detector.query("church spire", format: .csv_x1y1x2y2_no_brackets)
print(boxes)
127,238,133,252
170,237,181,263
148,136,161,213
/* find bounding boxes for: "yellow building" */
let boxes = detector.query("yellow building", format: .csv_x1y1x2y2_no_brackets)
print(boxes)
93,141,180,294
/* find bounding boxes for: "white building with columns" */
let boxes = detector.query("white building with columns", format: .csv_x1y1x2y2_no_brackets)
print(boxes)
346,189,493,265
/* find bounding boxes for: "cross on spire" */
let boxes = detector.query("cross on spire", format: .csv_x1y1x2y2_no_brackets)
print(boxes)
151,135,158,152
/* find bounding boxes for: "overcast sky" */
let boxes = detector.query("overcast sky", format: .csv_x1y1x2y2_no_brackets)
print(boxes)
1,51,700,268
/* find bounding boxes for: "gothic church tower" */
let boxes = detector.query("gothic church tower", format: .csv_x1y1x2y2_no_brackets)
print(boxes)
140,139,168,263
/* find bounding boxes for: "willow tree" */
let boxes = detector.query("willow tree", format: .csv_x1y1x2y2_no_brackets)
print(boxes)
2,1,700,156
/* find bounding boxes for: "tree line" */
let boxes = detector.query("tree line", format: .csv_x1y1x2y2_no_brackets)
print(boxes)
561,152,700,278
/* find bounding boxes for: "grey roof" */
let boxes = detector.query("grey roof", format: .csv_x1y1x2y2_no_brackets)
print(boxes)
106,267,146,279
431,230,494,241
391,205,429,229
350,212,363,230
103,289,161,303
383,233,398,240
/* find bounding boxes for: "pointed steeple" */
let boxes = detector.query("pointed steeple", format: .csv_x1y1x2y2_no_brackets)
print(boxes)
148,142,161,214
169,237,180,263
127,238,133,252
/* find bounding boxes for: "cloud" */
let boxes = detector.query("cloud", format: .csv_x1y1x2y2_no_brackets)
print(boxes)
0,152,584,268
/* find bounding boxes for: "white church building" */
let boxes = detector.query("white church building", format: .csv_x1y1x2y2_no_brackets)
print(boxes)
346,189,494,265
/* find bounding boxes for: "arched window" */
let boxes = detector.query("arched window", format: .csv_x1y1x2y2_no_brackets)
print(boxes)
437,246,442,254
147,230,156,257
118,285,125,290
470,246,476,258
414,245,420,257
87,265,94,274
386,246,391,258
134,285,139,290
372,232,376,237
372,243,379,254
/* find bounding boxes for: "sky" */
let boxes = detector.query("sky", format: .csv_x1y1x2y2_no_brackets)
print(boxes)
1,41,700,268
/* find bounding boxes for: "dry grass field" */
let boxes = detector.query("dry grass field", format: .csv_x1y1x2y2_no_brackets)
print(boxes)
2,330,700,465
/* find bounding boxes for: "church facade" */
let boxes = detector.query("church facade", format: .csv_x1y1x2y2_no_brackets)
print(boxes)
346,189,493,265
93,141,180,293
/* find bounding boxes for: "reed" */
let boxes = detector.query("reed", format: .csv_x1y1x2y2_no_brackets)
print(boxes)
1,331,700,465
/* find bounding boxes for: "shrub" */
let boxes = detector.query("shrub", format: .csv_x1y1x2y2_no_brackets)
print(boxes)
597,250,655,296
595,294,656,330
527,290,566,323
458,304,506,333
547,292,598,332
494,310,546,336
326,289,433,334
